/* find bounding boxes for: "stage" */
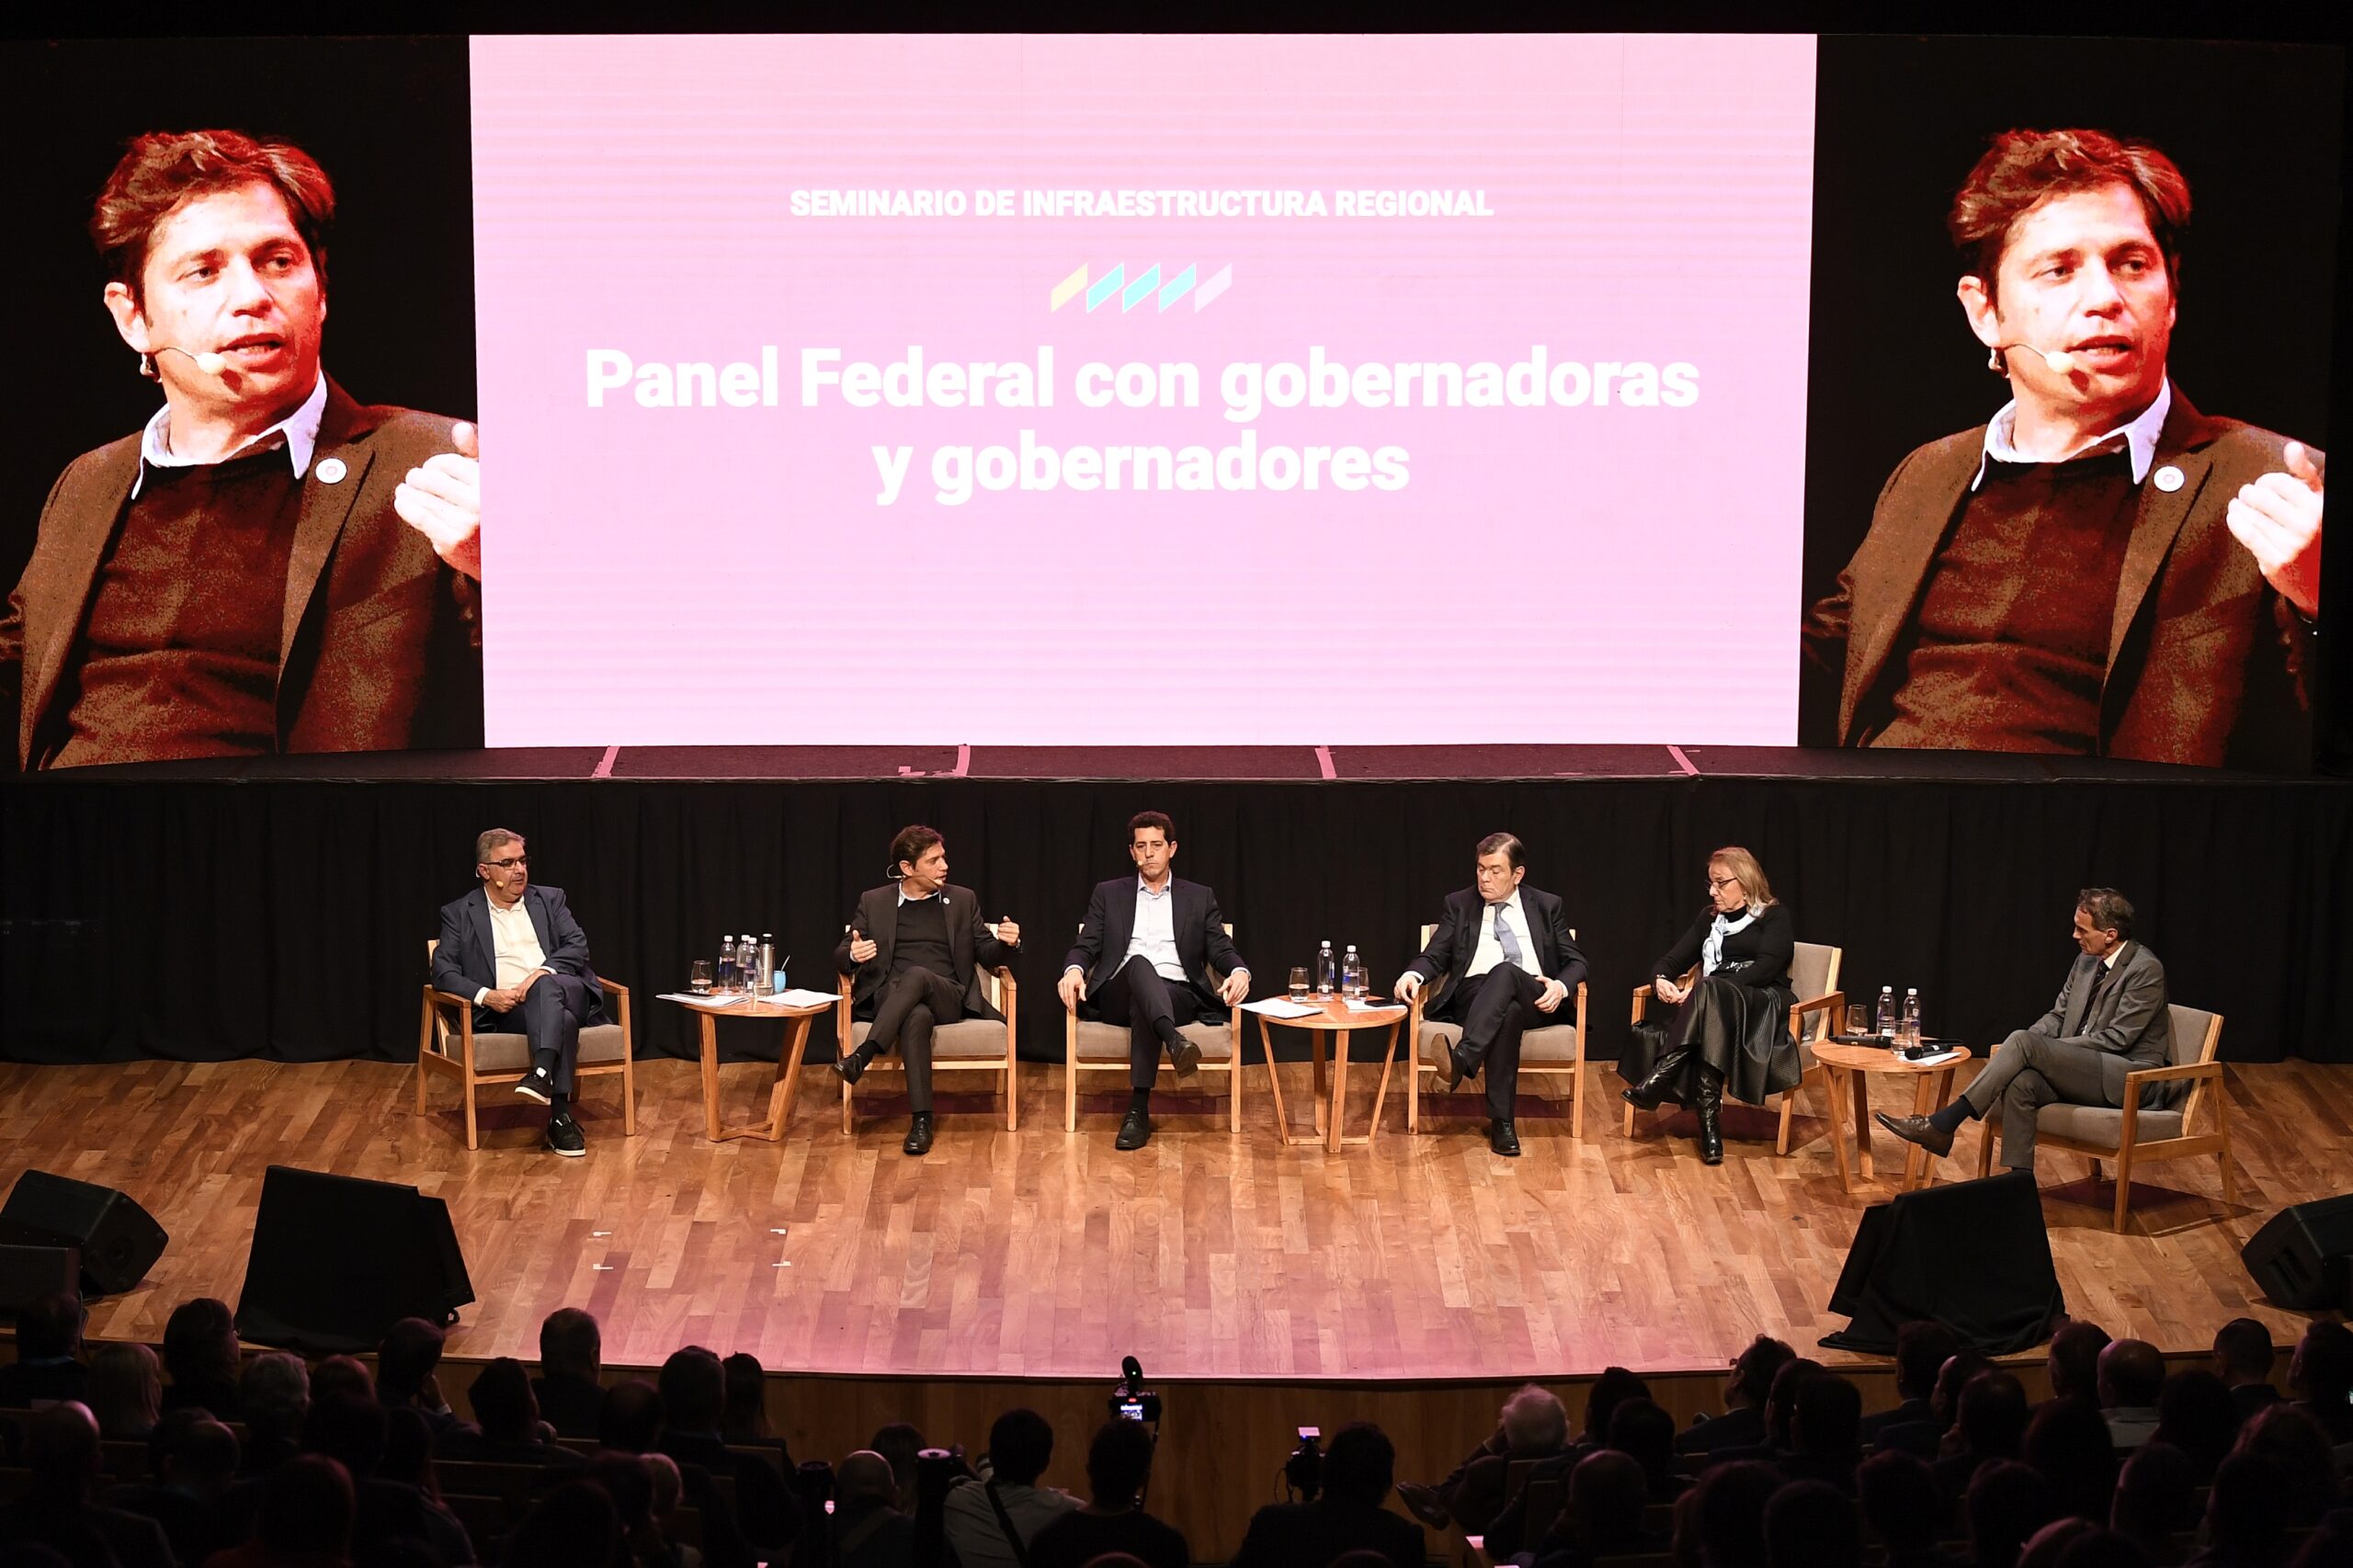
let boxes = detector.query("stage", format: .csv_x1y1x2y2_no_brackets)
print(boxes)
19,1050,2331,1377
4,1043,2342,1552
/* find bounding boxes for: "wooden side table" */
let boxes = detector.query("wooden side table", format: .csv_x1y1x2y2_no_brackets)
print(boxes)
672,994,835,1142
1254,996,1407,1153
1814,1038,1975,1191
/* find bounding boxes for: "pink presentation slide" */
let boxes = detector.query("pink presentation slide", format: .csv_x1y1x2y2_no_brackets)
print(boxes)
469,34,1818,746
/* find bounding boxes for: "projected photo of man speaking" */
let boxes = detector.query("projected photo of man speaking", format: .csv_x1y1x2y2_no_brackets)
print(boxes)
0,128,483,770
1805,128,2324,770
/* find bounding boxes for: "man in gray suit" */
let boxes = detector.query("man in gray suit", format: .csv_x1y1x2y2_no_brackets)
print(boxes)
1877,887,2170,1171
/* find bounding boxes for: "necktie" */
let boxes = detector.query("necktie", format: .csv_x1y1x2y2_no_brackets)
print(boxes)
1491,903,1526,970
2084,959,2112,1024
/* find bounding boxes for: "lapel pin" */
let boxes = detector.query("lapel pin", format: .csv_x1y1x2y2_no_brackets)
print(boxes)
2153,464,2184,493
315,457,347,484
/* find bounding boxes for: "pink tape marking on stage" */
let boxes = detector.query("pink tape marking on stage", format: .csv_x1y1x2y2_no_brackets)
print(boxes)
469,34,1817,749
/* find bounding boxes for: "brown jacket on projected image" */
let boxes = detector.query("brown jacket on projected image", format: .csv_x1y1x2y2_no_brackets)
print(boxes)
0,379,483,770
1802,391,2316,773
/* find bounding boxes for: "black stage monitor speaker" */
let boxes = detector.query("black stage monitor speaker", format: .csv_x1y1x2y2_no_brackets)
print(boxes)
234,1165,475,1354
1822,1170,2063,1355
0,1169,167,1297
0,1244,81,1316
2242,1192,2353,1310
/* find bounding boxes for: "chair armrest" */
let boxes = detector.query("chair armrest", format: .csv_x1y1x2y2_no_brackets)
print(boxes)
2122,1060,2225,1088
836,973,854,1003
1792,989,1844,1016
599,978,631,999
990,967,1017,1000
431,989,478,1012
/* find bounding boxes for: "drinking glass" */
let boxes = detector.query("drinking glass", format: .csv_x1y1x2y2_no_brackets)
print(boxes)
689,960,714,995
1288,967,1310,1000
1845,1004,1869,1040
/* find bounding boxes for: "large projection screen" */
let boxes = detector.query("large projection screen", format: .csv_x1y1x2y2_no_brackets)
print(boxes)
469,34,1819,747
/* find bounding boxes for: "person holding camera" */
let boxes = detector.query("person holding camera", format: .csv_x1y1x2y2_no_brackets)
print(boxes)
1230,1423,1426,1568
1027,1419,1189,1568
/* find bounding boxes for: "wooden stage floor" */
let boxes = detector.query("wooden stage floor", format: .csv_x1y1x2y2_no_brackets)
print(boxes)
5,1054,2342,1380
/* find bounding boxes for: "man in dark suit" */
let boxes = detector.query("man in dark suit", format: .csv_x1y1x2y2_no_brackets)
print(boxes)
1393,832,1588,1157
431,827,606,1156
834,824,1021,1157
1058,810,1251,1151
1,129,481,771
1803,128,2321,771
1879,887,2171,1171
2211,1318,2283,1425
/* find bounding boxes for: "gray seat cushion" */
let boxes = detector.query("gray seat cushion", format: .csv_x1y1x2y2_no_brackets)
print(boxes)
1072,1019,1234,1062
469,1023,629,1074
846,1018,1010,1061
2021,1103,2186,1149
1417,1022,1579,1063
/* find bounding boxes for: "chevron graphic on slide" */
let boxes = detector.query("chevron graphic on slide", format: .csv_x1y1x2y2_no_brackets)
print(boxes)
1051,264,1232,312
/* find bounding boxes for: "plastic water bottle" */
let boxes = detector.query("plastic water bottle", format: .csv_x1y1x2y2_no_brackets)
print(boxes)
743,935,760,993
1316,940,1336,995
1341,946,1362,998
1901,988,1922,1048
719,936,738,993
1876,984,1895,1038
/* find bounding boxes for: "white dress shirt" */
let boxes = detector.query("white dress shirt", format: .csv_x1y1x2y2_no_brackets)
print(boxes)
476,896,551,1003
1972,377,2171,490
1126,876,1188,983
1466,889,1542,980
133,371,329,498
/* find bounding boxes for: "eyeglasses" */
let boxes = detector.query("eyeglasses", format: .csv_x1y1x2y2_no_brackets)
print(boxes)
1707,874,1741,892
485,857,529,869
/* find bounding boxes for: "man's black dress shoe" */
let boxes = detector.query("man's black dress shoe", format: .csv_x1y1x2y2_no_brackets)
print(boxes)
903,1113,934,1156
1488,1119,1521,1157
1169,1038,1202,1078
1875,1111,1955,1157
834,1049,870,1085
1116,1108,1153,1151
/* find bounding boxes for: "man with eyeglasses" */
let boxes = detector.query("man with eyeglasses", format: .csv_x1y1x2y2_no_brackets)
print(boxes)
1393,832,1587,1156
431,827,607,1155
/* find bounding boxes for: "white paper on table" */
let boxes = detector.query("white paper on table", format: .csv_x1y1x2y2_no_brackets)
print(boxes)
769,987,841,1008
657,991,747,1006
1242,998,1322,1018
1344,997,1393,1012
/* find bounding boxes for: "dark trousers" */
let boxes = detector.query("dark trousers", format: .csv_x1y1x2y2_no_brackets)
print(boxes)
1089,955,1207,1089
474,971,595,1094
859,966,966,1114
1442,967,1535,1120
1962,1028,2120,1170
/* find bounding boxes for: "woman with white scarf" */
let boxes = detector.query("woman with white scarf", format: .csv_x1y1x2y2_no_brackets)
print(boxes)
1620,846,1798,1165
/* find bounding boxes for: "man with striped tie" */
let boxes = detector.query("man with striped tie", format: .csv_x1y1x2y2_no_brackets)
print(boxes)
1394,833,1588,1157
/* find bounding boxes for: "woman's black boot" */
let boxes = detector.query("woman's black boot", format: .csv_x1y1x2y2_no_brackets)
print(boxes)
1695,1066,1726,1165
1621,1049,1690,1112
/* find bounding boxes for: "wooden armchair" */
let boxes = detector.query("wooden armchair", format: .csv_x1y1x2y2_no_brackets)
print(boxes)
1623,940,1843,1155
1974,1003,2233,1231
1405,925,1589,1139
836,928,1019,1131
415,940,636,1150
1064,924,1247,1131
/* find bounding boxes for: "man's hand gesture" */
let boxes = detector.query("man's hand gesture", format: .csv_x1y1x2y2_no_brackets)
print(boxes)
2227,439,2323,618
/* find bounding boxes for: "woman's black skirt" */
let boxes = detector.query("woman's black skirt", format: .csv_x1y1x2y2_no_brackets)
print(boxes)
1619,974,1798,1107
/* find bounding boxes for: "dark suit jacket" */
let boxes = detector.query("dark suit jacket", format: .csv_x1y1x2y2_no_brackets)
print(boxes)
2029,941,2173,1106
833,882,1012,1020
432,883,606,1024
1063,876,1249,1019
1676,1405,1765,1457
1805,392,2315,770
2,378,483,769
1405,885,1588,1021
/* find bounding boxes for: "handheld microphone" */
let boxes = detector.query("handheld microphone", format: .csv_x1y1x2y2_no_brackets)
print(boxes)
154,345,229,376
1989,342,2079,376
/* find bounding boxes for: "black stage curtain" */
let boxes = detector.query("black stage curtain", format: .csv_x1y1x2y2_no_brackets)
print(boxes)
3,775,2349,1067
